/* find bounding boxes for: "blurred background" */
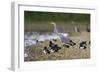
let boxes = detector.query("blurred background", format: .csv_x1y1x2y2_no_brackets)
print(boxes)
24,11,90,33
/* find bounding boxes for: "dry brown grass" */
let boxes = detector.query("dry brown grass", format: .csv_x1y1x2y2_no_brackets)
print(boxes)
24,31,90,61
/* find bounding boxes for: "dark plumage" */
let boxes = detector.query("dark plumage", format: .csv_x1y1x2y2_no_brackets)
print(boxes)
49,41,61,52
79,41,87,49
43,46,50,54
63,44,70,48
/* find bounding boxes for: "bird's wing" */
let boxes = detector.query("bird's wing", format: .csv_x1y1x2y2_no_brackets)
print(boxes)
59,34,70,44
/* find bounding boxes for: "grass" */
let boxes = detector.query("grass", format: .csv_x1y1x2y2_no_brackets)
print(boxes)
24,11,90,32
24,22,89,33
24,31,90,62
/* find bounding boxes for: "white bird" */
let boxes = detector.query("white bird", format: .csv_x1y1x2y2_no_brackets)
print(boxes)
51,22,70,44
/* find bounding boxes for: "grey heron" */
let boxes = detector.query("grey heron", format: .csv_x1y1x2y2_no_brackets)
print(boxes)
51,22,70,45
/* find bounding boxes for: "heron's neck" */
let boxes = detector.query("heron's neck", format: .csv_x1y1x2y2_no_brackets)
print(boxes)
54,24,58,34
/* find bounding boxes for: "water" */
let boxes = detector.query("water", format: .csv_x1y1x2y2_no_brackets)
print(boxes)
24,32,60,47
